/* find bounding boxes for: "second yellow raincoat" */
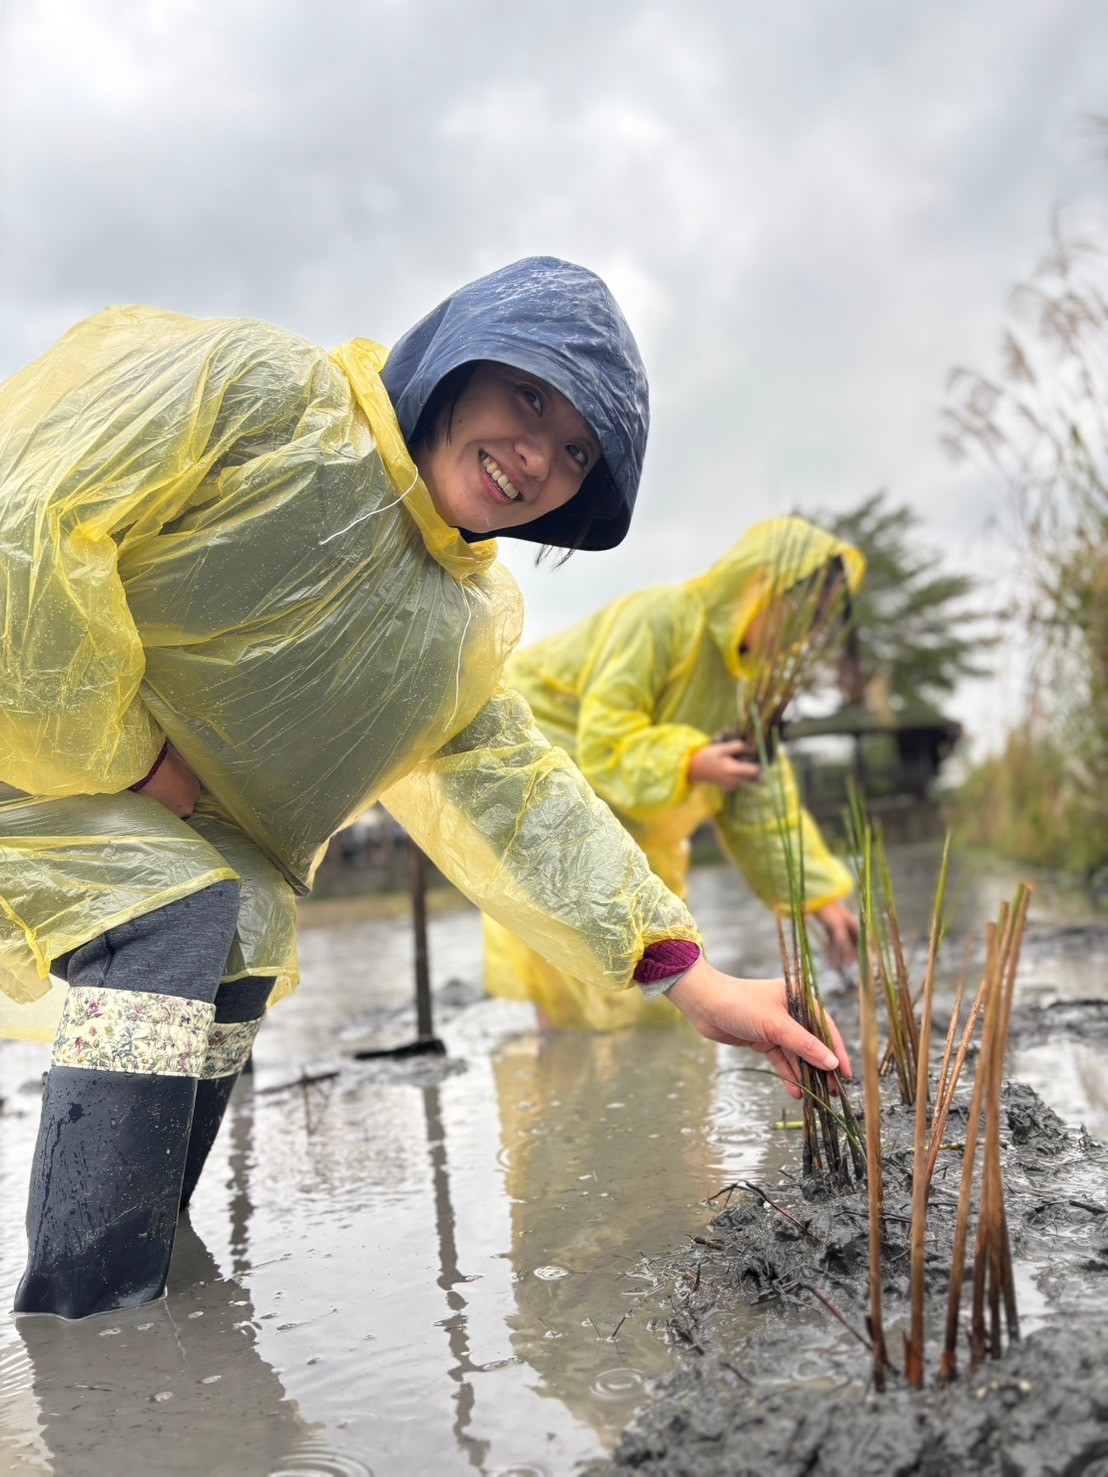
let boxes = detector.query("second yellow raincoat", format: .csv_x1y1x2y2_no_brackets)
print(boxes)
485,517,864,1029
0,287,697,1041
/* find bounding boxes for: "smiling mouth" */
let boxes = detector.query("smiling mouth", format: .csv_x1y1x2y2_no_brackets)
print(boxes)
479,451,522,502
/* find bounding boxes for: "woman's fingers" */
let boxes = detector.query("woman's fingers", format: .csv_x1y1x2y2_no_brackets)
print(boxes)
764,1044,803,1098
822,1011,853,1079
774,1012,840,1075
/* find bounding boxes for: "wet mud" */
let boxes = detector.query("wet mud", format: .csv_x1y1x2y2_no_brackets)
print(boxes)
595,1072,1108,1476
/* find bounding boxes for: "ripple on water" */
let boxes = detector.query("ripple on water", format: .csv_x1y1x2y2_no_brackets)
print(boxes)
532,1265,569,1281
0,1341,33,1400
590,1366,646,1401
268,1438,375,1477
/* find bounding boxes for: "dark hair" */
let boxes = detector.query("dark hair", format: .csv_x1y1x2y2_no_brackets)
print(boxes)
406,358,602,563
789,554,853,632
407,360,483,458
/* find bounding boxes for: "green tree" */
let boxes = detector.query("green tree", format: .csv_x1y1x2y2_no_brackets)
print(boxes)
816,490,992,714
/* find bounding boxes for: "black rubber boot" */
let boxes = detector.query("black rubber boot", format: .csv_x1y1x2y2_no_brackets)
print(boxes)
179,976,271,1212
179,1075,240,1211
14,1066,199,1319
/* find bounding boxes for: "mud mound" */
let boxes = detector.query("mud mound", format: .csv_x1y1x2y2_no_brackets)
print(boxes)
594,1082,1108,1477
603,1321,1108,1476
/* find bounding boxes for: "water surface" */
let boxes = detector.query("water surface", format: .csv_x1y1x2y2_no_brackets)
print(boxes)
1,847,1104,1475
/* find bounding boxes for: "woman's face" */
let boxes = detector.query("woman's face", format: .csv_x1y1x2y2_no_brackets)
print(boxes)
415,363,602,536
742,572,847,662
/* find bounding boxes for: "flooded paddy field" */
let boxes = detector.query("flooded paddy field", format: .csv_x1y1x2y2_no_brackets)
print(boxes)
1,845,1105,1476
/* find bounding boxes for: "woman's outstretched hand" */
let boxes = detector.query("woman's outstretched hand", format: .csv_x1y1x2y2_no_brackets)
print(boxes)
688,741,762,791
133,750,202,819
813,900,861,969
666,956,852,1098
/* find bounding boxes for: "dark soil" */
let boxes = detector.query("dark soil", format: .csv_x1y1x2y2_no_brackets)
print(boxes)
592,1077,1108,1477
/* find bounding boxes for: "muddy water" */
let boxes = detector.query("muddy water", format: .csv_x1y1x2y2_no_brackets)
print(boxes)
0,845,1104,1476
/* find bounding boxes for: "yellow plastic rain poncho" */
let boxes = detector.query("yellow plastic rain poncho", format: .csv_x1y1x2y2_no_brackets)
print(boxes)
0,281,699,1041
485,516,865,1029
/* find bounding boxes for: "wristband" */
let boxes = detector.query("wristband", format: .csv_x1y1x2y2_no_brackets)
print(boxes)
129,741,170,792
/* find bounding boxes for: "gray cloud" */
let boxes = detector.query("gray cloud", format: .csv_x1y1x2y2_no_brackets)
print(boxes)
3,0,1106,746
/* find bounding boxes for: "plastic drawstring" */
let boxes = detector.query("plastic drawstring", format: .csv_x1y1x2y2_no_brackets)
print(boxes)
318,465,420,546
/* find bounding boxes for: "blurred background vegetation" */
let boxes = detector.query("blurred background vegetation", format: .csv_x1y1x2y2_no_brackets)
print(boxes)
943,210,1108,884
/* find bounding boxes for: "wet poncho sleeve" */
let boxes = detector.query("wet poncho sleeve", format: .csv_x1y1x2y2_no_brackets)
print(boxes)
380,686,701,991
713,751,853,913
574,601,712,824
0,308,319,798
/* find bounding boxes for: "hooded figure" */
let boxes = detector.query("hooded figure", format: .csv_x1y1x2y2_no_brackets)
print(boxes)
0,258,660,1027
1,264,849,1319
485,516,865,1030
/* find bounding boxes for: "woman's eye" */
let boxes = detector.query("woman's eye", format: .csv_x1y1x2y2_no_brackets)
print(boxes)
567,443,591,470
519,385,543,412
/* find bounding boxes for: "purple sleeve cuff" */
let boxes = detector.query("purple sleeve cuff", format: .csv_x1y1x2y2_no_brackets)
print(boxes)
634,939,703,984
129,740,169,792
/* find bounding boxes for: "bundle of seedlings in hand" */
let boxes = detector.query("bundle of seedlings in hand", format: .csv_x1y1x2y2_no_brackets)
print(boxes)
761,716,864,1189
845,783,919,1104
715,528,857,755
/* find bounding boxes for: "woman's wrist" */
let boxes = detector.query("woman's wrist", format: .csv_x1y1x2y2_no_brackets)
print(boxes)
129,740,170,792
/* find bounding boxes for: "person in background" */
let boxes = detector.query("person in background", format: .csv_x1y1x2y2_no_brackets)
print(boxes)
0,262,849,1320
485,516,864,1030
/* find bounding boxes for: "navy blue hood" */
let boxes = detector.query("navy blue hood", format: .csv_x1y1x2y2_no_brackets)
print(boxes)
381,256,649,550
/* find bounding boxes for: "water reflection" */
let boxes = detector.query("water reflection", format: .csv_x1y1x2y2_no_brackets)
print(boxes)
423,1079,490,1472
491,1024,739,1446
11,1220,316,1477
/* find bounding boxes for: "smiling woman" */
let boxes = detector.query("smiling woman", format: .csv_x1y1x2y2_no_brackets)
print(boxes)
0,255,847,1323
410,362,602,539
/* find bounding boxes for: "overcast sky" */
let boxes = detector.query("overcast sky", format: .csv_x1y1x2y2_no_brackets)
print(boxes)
3,0,1106,748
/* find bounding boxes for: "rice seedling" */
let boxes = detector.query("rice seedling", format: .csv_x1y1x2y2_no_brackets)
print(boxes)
759,715,865,1187
846,784,918,1103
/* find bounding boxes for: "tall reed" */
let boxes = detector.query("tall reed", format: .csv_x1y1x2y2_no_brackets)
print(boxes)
904,835,952,1387
856,824,890,1389
844,789,1028,1391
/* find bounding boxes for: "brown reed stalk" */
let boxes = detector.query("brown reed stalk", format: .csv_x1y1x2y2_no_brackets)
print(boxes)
922,965,989,1190
943,922,998,1381
904,834,952,1388
970,910,1007,1365
944,885,1030,1380
857,827,890,1390
933,979,964,1119
986,886,1031,1346
876,826,920,1092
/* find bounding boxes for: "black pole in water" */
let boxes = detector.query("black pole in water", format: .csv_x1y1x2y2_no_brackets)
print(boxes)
411,839,434,1042
354,833,445,1059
